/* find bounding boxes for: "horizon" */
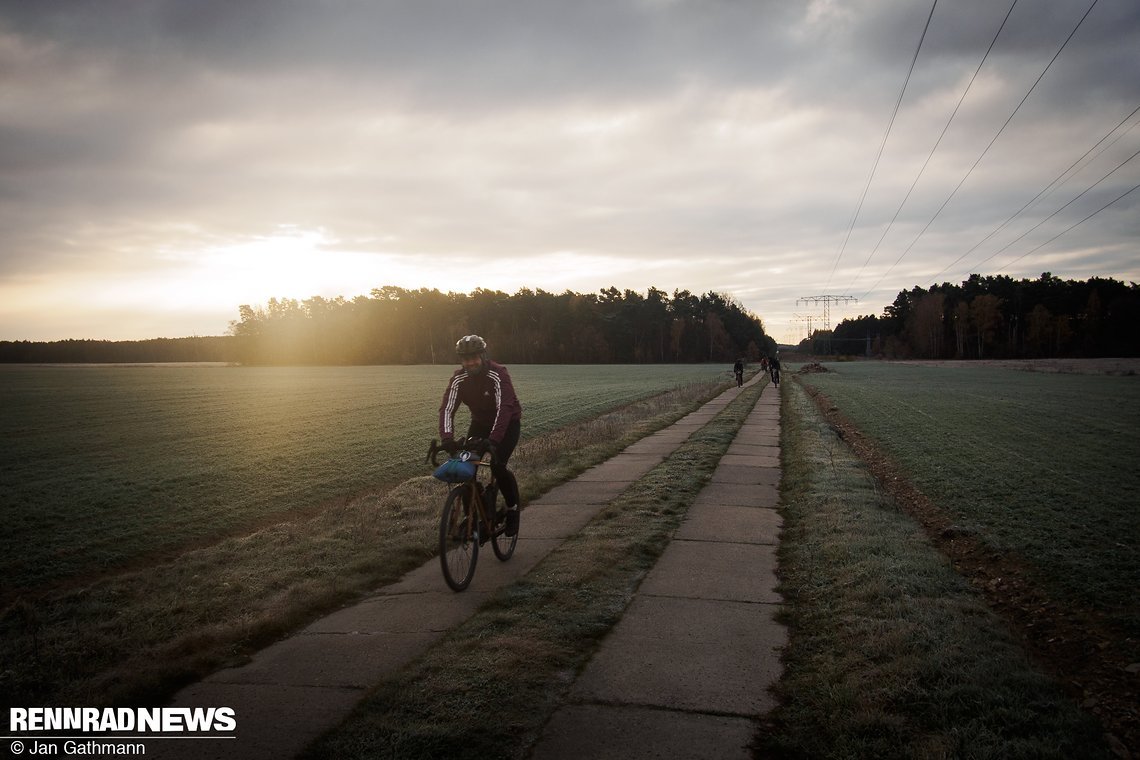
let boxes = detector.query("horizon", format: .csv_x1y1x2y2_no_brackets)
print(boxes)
5,270,1134,348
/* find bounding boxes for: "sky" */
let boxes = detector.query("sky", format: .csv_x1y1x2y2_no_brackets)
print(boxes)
1,0,1138,345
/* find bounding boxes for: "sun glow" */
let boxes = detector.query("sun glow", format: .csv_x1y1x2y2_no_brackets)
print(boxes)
185,228,386,307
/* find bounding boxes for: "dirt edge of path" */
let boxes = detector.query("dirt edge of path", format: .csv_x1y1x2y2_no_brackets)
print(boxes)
798,380,1138,759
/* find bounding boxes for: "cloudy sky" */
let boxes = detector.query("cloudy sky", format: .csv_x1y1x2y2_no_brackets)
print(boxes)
2,0,1138,345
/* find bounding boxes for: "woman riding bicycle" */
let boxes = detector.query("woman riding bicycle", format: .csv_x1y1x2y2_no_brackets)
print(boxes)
438,335,523,536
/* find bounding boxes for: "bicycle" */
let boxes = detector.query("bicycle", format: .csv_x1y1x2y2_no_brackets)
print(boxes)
426,437,518,591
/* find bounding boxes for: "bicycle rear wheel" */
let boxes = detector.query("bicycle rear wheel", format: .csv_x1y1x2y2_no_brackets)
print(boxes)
491,515,517,561
440,485,478,591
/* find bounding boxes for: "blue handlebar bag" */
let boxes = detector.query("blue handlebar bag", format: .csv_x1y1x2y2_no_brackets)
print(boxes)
433,458,477,483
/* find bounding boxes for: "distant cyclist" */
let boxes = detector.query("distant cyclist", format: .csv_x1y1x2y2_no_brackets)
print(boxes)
733,358,745,387
768,354,781,387
438,335,523,536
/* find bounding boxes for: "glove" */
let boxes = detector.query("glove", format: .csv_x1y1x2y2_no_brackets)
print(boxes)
476,439,497,458
441,438,459,456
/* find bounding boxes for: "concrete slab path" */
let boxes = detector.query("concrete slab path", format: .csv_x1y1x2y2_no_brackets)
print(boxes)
529,387,784,760
152,374,781,760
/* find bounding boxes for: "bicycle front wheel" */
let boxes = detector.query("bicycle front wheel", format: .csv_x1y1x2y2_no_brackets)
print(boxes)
440,485,478,591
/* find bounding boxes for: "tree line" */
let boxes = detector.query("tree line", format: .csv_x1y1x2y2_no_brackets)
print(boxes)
228,286,777,365
0,336,240,364
803,273,1140,359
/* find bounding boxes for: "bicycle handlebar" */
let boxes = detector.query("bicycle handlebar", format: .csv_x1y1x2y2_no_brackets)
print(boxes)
426,437,497,467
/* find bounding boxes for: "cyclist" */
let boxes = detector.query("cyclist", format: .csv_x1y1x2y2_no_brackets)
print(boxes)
733,358,745,387
768,353,781,387
439,335,523,536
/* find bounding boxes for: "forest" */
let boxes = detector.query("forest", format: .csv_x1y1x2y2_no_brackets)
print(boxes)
7,273,1136,365
0,336,240,364
226,286,776,365
805,273,1140,359
0,286,773,365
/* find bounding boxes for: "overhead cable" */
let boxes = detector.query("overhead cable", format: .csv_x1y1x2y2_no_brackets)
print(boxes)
859,0,1101,300
823,0,938,290
930,104,1140,283
999,180,1140,271
844,0,1018,297
970,145,1140,272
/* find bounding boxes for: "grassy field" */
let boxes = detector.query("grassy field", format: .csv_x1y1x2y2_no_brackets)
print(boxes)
793,361,1140,637
759,378,1110,758
0,364,737,708
0,363,731,596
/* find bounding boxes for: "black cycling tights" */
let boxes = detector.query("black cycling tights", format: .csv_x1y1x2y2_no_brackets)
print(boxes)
467,418,521,508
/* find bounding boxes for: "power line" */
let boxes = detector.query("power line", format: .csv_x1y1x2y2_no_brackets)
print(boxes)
930,104,1140,283
824,0,938,290
998,180,1140,271
859,0,1102,300
975,146,1140,271
845,0,1019,296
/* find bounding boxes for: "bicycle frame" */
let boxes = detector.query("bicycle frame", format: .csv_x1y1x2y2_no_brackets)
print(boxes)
429,437,516,591
449,463,497,541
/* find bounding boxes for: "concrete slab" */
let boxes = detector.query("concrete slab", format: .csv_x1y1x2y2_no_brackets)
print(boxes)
692,482,779,508
727,442,779,456
153,682,362,760
206,629,441,688
568,595,784,715
711,465,781,486
731,432,780,447
522,503,604,539
304,589,487,634
638,540,780,603
720,452,781,468
574,454,663,482
642,428,692,441
676,504,782,545
531,704,756,760
378,537,561,594
621,438,682,455
537,479,631,505
670,420,711,431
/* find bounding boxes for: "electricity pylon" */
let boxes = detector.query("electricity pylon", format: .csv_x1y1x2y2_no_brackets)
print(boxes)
796,295,858,330
791,313,817,343
796,295,857,353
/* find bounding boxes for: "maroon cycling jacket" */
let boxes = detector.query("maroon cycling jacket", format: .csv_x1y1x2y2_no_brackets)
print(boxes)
438,360,522,445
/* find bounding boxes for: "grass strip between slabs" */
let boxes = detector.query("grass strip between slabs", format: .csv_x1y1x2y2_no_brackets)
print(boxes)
301,381,768,760
754,379,1110,760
